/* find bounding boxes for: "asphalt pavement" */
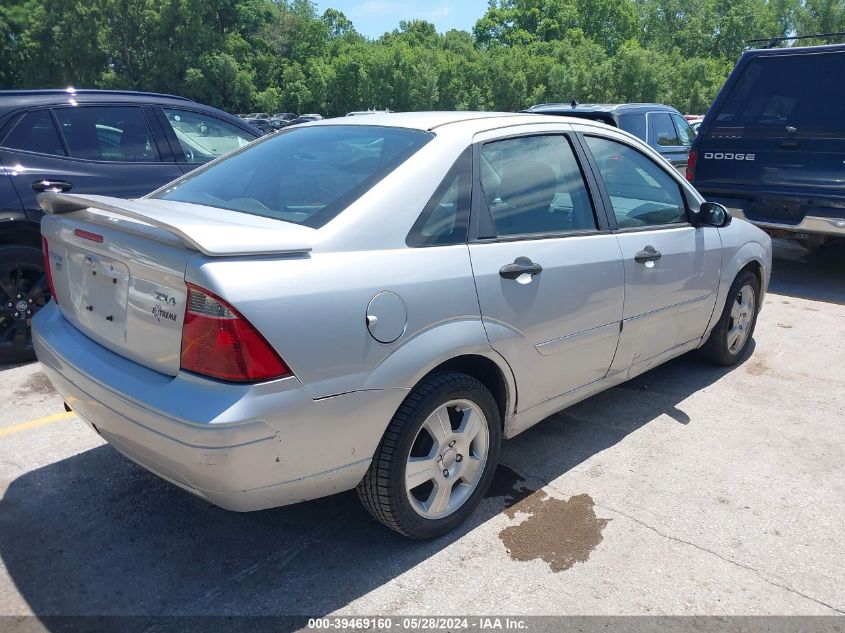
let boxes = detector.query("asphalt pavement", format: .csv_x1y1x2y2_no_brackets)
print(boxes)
0,240,842,623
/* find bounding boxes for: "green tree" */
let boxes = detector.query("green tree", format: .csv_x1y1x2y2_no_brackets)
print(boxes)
2,0,786,117
474,0,580,46
795,0,845,39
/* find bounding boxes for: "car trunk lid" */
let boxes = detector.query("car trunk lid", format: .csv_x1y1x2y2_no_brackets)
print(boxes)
39,193,313,375
694,131,845,190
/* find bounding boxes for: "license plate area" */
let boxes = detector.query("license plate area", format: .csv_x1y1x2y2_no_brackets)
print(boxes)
66,247,130,345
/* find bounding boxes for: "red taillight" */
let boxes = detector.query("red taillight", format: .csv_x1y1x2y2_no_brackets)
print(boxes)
686,148,697,182
42,237,58,305
180,284,291,383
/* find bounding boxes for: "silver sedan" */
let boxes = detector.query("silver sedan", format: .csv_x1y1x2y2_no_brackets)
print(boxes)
33,112,772,539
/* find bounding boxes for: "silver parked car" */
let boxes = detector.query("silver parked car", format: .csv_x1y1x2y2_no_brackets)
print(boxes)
33,112,772,539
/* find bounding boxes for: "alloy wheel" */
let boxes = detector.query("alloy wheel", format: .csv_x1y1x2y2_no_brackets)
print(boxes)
727,284,756,355
405,399,490,520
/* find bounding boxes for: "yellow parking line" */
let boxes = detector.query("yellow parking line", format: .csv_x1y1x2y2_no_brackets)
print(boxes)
0,411,76,438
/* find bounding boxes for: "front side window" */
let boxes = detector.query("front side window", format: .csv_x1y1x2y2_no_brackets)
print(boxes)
479,135,597,238
154,125,433,228
407,148,471,247
2,111,66,157
53,106,160,162
162,109,255,164
650,112,680,147
672,114,696,147
584,135,687,229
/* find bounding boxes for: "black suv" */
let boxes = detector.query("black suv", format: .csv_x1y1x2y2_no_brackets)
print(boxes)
0,89,261,362
690,44,845,248
525,102,696,172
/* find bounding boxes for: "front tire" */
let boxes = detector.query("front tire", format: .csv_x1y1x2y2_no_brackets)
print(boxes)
700,269,761,366
357,372,502,539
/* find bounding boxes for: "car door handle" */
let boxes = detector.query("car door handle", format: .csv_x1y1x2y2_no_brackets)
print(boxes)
634,245,662,264
31,179,73,193
499,257,543,280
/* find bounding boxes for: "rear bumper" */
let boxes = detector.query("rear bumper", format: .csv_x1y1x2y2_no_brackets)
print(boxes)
32,303,406,511
731,208,845,237
701,190,845,238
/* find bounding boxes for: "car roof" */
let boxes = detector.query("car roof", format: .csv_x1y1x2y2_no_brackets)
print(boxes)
0,88,193,107
315,111,543,131
300,111,637,142
743,42,845,58
0,89,200,119
525,102,679,116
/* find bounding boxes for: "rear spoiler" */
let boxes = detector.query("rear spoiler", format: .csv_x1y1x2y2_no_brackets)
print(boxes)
38,192,313,257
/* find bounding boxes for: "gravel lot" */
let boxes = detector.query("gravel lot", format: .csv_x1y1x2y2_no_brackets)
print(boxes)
0,240,843,621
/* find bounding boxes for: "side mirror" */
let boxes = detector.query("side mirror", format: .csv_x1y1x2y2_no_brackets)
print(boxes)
698,201,732,228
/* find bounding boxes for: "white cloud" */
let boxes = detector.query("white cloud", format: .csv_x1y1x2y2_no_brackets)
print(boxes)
350,0,396,16
350,1,452,22
422,5,452,20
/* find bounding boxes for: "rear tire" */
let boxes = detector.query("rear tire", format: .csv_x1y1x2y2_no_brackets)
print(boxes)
0,245,50,365
357,371,501,539
700,269,760,366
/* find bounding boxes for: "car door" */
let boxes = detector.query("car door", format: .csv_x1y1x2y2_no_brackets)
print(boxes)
153,107,258,172
0,105,182,210
648,111,690,173
468,128,625,413
580,131,722,375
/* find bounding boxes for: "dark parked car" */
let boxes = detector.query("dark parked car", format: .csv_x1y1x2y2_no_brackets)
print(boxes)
0,88,261,362
287,114,323,126
267,113,297,130
243,117,275,134
525,102,696,172
690,43,845,248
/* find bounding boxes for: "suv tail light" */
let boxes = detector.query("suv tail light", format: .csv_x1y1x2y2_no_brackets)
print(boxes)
180,284,291,383
686,148,697,182
42,237,58,305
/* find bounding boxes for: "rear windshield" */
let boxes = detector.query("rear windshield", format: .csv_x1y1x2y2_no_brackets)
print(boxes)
713,51,845,137
152,125,433,228
562,112,617,127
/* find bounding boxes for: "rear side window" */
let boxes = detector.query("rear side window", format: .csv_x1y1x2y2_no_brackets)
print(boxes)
480,135,597,238
714,51,845,137
2,111,66,157
650,113,680,146
407,148,471,247
618,114,646,141
585,135,686,229
162,108,255,164
53,106,160,162
154,125,433,228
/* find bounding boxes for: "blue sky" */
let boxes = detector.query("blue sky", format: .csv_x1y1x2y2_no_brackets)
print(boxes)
315,1,491,39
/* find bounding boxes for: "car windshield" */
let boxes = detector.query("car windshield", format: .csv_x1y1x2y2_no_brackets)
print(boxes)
153,125,433,228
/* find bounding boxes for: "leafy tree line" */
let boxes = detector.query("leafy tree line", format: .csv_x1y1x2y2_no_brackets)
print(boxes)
1,0,843,116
